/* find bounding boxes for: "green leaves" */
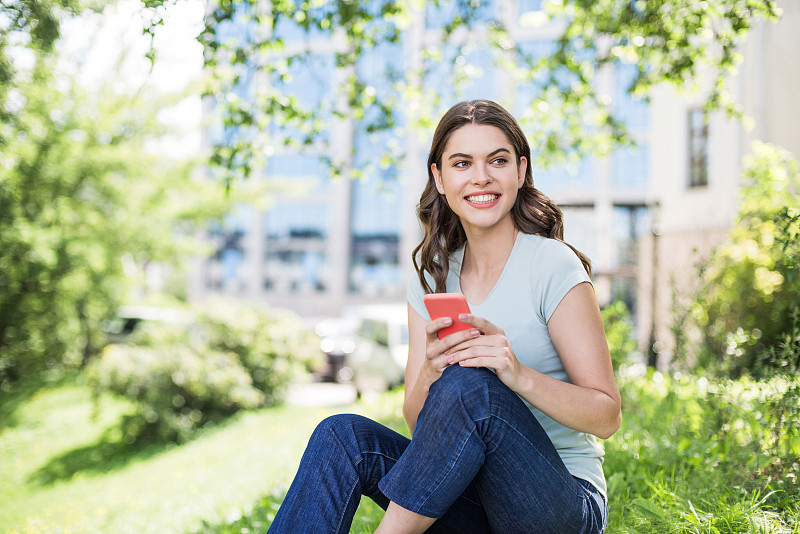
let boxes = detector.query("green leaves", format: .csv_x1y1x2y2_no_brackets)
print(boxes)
0,44,241,387
690,142,800,378
631,497,667,520
602,300,638,368
86,299,320,443
605,368,800,532
199,0,778,183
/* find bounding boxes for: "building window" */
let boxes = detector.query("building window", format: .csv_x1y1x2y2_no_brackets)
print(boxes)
688,108,708,188
263,204,330,293
610,205,650,316
349,172,403,296
612,144,648,189
204,208,252,293
612,205,649,268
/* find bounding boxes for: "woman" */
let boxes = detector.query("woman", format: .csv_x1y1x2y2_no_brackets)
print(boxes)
268,100,621,534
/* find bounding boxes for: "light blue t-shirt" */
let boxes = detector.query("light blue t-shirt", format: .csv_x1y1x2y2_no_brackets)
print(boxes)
407,232,607,498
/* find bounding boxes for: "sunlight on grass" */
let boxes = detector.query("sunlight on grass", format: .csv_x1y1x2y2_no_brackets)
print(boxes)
2,372,798,533
0,376,380,533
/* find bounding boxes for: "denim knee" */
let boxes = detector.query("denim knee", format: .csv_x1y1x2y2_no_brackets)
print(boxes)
309,413,365,448
429,365,498,404
313,413,357,435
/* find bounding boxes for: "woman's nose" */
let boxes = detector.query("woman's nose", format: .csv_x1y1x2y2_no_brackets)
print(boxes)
471,164,492,185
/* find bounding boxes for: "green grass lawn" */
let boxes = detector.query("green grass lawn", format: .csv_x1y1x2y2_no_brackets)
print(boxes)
1,370,798,533
0,375,396,533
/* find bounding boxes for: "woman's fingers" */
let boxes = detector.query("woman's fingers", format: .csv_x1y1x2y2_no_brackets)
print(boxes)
448,341,502,363
458,314,504,336
424,317,453,339
424,320,482,371
447,335,514,364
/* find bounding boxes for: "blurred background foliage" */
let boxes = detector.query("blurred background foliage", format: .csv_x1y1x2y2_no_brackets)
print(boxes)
677,142,800,379
1,0,799,532
0,0,260,391
600,300,638,370
198,0,779,183
86,299,320,443
0,66,239,388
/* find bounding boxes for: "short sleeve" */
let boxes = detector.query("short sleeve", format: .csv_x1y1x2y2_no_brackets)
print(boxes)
536,240,592,323
407,272,431,320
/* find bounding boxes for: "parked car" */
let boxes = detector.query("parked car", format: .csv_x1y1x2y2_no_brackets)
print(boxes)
345,304,408,395
313,316,360,383
316,304,408,396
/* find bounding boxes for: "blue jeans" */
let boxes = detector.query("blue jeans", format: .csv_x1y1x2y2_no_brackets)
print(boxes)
268,365,608,533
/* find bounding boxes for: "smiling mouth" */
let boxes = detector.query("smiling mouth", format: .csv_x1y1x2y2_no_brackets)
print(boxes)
465,194,499,204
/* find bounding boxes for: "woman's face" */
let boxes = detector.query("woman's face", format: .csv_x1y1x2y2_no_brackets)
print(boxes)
431,124,527,236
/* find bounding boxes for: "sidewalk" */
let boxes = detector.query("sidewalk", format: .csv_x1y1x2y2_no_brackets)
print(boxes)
285,381,358,407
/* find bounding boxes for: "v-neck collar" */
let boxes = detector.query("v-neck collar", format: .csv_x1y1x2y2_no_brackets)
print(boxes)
452,231,522,308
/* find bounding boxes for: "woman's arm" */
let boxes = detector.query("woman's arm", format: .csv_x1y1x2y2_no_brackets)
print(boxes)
402,306,432,434
448,282,622,439
403,304,483,434
536,282,621,438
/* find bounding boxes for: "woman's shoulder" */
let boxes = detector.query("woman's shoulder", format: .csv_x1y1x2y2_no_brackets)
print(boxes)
517,233,578,259
516,233,589,279
516,234,591,320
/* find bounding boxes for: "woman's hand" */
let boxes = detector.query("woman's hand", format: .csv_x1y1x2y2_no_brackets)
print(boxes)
420,317,483,384
403,306,485,433
444,314,525,393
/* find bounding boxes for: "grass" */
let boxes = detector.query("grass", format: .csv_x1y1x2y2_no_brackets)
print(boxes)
1,369,798,533
602,369,800,533
0,373,395,533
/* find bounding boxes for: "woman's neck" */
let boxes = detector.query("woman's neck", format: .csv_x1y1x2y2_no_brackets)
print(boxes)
460,224,518,300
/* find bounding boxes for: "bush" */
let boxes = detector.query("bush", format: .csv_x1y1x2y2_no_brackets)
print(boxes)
87,300,320,442
601,300,638,369
691,142,800,378
194,303,322,406
90,343,264,442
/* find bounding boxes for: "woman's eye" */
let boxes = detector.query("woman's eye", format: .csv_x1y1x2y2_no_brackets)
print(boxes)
454,161,470,168
492,158,508,165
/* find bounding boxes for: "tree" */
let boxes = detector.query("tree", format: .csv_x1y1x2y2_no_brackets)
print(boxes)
0,67,200,385
197,0,780,183
0,2,243,388
1,0,81,141
0,0,173,141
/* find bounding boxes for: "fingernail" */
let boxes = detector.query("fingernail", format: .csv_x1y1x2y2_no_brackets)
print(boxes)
458,314,468,320
443,318,453,325
448,356,454,364
471,329,481,336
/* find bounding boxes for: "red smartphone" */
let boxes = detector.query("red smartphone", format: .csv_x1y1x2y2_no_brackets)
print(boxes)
423,293,472,339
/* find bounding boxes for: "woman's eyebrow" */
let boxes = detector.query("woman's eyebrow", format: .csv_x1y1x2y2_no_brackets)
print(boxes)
447,148,512,160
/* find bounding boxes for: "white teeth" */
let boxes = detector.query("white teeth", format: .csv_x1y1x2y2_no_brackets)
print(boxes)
466,194,498,203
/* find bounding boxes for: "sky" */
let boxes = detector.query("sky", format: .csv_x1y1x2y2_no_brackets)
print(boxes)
58,0,207,158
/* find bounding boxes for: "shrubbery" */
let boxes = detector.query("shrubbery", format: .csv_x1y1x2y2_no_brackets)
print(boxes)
87,300,321,442
690,142,800,378
604,368,800,532
600,300,638,369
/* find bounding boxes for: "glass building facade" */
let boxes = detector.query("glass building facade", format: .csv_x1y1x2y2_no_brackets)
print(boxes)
196,0,652,319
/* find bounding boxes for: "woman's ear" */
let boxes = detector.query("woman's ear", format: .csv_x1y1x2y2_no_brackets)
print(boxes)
432,163,445,194
517,156,527,189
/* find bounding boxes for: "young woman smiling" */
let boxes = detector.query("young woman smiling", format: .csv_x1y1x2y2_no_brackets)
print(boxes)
267,100,621,534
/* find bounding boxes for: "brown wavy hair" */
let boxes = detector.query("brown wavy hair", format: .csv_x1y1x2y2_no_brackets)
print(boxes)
412,99,592,294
